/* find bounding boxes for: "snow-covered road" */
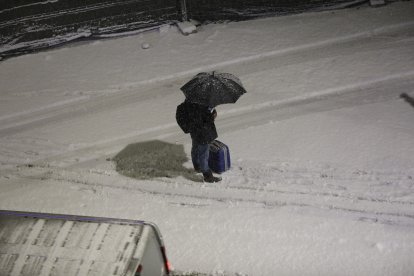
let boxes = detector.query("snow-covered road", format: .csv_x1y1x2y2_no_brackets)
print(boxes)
1,2,414,275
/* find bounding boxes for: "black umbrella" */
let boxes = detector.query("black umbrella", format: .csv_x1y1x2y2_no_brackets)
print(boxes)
180,71,246,107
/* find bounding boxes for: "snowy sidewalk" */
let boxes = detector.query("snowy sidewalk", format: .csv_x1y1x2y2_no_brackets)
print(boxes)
1,1,414,119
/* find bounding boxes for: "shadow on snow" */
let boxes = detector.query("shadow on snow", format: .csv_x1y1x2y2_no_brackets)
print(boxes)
113,140,201,182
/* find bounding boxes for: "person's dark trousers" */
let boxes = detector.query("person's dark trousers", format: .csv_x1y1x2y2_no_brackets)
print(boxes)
191,138,210,173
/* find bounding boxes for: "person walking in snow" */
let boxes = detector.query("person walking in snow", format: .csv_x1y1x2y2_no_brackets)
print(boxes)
180,100,222,183
177,71,246,182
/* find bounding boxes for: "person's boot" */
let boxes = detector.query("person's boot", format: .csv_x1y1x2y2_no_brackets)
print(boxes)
203,171,221,183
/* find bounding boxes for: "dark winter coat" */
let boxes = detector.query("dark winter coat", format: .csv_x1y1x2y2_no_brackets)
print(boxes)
184,101,218,144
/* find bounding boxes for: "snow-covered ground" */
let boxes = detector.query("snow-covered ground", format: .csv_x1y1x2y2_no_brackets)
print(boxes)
1,2,414,275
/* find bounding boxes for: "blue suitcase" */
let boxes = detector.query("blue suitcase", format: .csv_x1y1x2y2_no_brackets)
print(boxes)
208,140,231,174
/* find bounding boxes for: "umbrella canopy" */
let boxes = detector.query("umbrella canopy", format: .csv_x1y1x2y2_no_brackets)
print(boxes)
180,71,247,107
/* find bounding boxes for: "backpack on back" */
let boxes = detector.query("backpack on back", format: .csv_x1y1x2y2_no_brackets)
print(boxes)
176,102,191,133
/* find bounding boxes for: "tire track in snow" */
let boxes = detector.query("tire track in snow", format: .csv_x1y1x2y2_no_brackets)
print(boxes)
0,80,181,136
24,71,414,170
1,24,413,137
1,71,413,177
13,163,414,227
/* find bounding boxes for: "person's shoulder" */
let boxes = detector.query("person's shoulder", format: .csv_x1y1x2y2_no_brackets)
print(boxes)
186,101,207,109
